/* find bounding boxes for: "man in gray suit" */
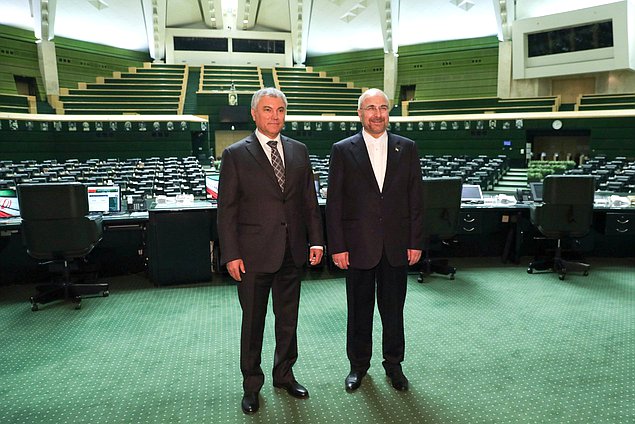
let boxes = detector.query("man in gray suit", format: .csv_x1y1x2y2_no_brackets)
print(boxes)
326,88,424,392
217,88,324,414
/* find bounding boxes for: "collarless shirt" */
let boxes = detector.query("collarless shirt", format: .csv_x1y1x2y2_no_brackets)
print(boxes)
362,129,388,192
255,129,285,167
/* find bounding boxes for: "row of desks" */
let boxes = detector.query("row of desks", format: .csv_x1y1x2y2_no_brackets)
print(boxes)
2,200,634,285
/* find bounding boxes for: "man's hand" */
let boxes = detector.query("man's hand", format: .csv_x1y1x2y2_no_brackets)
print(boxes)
309,248,323,266
226,259,245,282
332,252,350,270
407,249,422,266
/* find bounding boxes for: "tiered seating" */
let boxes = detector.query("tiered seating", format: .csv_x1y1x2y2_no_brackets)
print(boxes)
576,93,635,111
0,93,37,114
566,156,635,193
198,65,262,92
274,67,362,115
309,154,330,189
0,156,208,204
306,154,510,192
420,155,510,191
404,96,560,116
51,63,187,115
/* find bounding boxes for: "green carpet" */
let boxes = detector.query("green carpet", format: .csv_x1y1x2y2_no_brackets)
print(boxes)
0,258,633,423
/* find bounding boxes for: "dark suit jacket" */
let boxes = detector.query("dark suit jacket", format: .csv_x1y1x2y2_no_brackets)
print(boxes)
217,133,324,273
326,131,424,269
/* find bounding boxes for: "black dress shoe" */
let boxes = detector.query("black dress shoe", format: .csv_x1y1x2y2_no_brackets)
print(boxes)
387,370,409,391
241,392,259,414
345,371,366,392
273,380,309,398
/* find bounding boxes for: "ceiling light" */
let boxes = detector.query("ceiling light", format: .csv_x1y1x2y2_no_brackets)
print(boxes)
449,0,474,12
88,0,109,10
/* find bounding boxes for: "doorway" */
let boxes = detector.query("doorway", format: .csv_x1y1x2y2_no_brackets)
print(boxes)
399,85,416,102
14,76,39,99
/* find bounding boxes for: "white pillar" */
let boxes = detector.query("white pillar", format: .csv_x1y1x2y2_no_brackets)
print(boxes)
384,52,398,104
37,39,60,96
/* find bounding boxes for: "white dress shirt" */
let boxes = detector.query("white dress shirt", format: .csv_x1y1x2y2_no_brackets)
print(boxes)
255,128,285,167
362,129,388,192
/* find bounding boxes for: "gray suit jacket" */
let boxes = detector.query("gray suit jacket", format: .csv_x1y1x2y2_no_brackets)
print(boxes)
217,133,324,273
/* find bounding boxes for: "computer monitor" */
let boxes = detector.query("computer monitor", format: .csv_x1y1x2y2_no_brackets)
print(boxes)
461,184,484,203
0,188,20,217
87,185,121,213
529,182,543,203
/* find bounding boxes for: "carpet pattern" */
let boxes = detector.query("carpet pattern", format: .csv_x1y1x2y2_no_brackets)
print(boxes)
0,258,633,423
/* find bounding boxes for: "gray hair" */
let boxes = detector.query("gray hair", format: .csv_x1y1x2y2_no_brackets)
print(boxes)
251,87,288,109
358,88,389,109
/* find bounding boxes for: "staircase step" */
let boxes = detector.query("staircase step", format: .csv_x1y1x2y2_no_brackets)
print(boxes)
498,180,526,187
501,176,527,182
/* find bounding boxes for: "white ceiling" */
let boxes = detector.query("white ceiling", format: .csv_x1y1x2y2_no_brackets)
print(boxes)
0,0,623,58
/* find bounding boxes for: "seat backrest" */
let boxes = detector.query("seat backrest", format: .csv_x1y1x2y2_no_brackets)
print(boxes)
17,183,102,260
18,182,89,220
421,177,462,239
532,175,595,238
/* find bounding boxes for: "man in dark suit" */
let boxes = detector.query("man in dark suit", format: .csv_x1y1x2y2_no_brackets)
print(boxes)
326,88,423,392
217,87,324,414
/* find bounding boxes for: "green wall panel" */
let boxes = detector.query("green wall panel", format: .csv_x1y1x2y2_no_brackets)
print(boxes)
0,24,149,99
307,37,499,103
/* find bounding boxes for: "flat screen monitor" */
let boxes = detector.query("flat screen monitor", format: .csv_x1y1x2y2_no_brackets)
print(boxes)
87,185,121,213
205,173,219,200
529,182,543,203
461,184,484,203
0,188,19,217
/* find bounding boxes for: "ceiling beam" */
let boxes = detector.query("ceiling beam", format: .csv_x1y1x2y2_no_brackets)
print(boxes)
236,0,259,30
376,0,398,54
200,0,224,29
141,0,167,61
289,0,313,65
30,0,57,41
493,0,515,41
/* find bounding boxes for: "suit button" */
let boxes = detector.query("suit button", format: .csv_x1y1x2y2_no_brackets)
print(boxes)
281,222,286,226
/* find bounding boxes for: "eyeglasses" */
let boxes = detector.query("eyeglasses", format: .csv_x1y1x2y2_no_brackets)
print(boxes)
360,105,389,113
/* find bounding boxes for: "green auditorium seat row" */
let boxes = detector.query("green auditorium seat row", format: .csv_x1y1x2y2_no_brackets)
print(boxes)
404,96,560,116
0,93,37,114
576,93,635,111
198,65,263,93
272,66,364,116
52,63,187,115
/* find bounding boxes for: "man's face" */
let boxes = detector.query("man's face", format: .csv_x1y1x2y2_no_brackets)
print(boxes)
251,95,286,139
358,93,389,137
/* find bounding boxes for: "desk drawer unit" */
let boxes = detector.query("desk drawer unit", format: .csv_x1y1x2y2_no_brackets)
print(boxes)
458,211,482,234
605,212,635,235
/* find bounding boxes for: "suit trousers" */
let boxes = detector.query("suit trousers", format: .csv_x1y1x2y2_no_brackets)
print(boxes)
237,242,301,392
346,253,407,374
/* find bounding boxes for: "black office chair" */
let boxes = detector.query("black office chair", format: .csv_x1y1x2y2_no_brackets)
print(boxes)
527,175,595,280
417,177,462,283
17,182,109,311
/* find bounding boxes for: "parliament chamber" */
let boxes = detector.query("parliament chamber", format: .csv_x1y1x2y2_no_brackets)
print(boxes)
2,2,635,423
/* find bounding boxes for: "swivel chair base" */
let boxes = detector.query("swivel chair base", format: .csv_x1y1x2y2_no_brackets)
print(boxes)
30,260,109,311
417,257,456,283
527,257,589,281
527,238,590,281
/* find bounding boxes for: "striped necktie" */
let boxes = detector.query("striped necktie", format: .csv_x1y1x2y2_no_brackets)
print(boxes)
267,140,285,191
